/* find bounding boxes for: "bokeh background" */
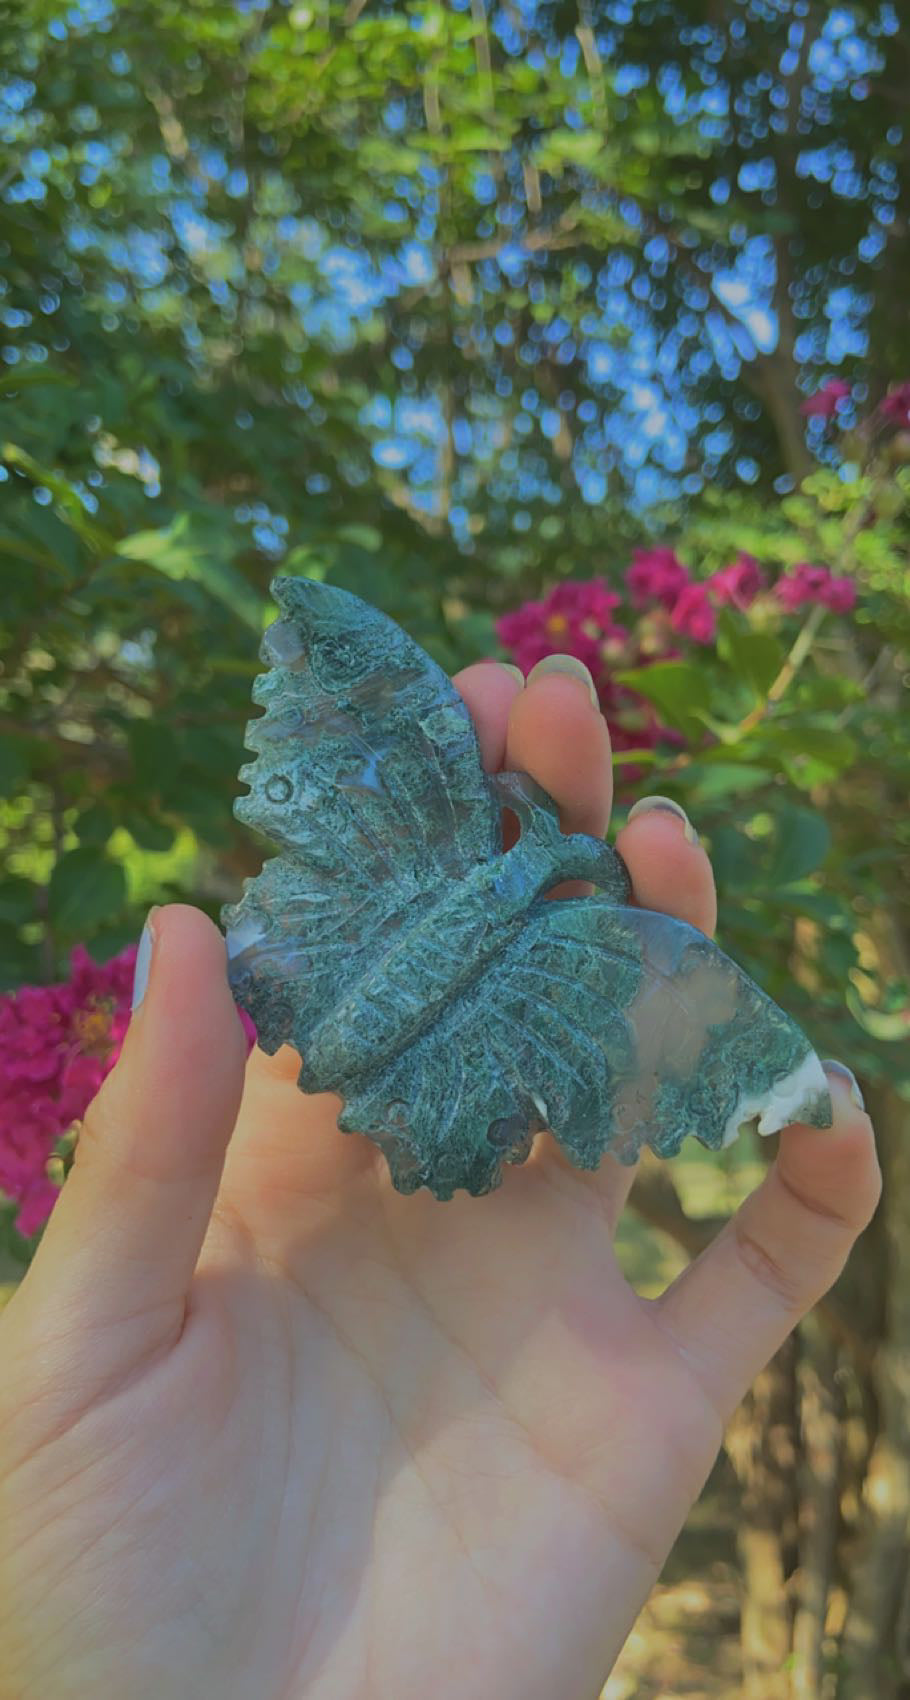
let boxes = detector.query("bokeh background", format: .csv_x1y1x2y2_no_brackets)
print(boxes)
1,2,909,1694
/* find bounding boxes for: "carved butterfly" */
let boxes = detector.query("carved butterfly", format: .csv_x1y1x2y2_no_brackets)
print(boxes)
222,576,832,1200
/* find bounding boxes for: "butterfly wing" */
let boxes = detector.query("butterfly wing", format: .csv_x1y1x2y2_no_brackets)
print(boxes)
222,576,501,1055
336,896,832,1198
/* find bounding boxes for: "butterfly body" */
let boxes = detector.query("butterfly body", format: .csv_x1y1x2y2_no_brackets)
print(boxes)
301,800,628,1088
223,576,832,1200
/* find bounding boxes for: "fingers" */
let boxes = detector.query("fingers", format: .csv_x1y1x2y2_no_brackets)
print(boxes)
503,661,613,838
453,660,524,773
616,798,717,937
20,905,247,1355
651,1069,881,1424
493,668,715,1229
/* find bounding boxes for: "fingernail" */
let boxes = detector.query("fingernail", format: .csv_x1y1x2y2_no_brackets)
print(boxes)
526,653,599,709
497,662,526,688
627,794,699,846
131,906,161,1012
822,1060,865,1112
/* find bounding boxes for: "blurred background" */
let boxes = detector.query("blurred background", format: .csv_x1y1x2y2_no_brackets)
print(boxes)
1,1,909,1694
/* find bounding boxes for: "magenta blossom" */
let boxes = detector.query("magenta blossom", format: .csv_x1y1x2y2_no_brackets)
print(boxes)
0,939,257,1237
625,547,691,611
800,379,851,420
495,578,629,681
669,581,717,645
774,563,856,614
708,553,765,611
879,382,910,427
497,573,694,768
0,944,135,1236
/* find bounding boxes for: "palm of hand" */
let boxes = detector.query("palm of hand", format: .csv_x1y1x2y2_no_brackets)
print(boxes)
0,666,878,1700
4,1088,718,1700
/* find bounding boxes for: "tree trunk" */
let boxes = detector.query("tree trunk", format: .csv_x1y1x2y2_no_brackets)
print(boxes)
792,1312,843,1699
838,1079,910,1699
726,1337,801,1698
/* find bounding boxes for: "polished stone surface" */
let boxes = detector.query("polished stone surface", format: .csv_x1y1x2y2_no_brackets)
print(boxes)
222,576,833,1199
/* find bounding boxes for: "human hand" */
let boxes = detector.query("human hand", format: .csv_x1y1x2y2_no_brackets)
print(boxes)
0,660,880,1700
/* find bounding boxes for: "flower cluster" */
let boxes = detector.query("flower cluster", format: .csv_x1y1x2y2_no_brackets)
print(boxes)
708,552,765,610
799,375,910,432
0,941,256,1238
880,381,910,427
625,546,768,641
495,543,856,761
496,579,629,678
774,563,857,614
0,944,137,1236
800,379,851,420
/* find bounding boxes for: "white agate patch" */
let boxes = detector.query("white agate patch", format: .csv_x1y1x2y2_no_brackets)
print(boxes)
225,913,268,960
721,1050,830,1148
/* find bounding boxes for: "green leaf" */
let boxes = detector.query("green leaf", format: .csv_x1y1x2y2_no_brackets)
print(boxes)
614,662,713,737
756,725,858,774
716,616,783,698
684,762,774,801
708,824,762,892
335,524,382,551
47,848,127,936
74,802,116,846
0,443,112,551
115,515,263,631
0,923,40,991
765,806,831,886
86,921,141,962
122,810,176,853
449,124,509,152
0,367,72,397
0,876,36,926
127,720,182,786
0,735,28,798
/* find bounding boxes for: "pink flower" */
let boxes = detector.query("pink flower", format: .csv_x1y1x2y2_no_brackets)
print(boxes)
820,575,857,613
879,382,910,427
774,563,856,614
800,379,851,419
625,547,691,610
495,578,629,683
496,574,696,783
0,939,259,1239
0,944,138,1237
15,1180,61,1240
669,581,717,645
708,553,765,610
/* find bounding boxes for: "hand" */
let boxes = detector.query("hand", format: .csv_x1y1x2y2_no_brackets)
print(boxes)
0,662,880,1700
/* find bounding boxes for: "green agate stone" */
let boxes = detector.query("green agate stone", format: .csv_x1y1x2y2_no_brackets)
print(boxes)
222,576,832,1199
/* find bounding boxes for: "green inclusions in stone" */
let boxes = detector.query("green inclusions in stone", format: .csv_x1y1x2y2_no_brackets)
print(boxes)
222,577,833,1201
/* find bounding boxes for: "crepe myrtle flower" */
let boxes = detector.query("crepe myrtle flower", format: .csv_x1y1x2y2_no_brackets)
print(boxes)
0,942,256,1237
774,563,856,614
800,379,851,420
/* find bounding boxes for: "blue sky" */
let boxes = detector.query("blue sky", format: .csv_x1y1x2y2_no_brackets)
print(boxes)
0,0,901,526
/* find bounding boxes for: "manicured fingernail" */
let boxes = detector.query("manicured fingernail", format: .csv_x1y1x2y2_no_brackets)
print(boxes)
627,794,699,846
526,653,599,709
822,1060,865,1112
497,662,526,687
131,907,161,1012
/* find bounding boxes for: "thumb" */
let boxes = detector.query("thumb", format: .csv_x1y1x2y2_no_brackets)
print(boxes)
651,1065,881,1424
18,905,247,1360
